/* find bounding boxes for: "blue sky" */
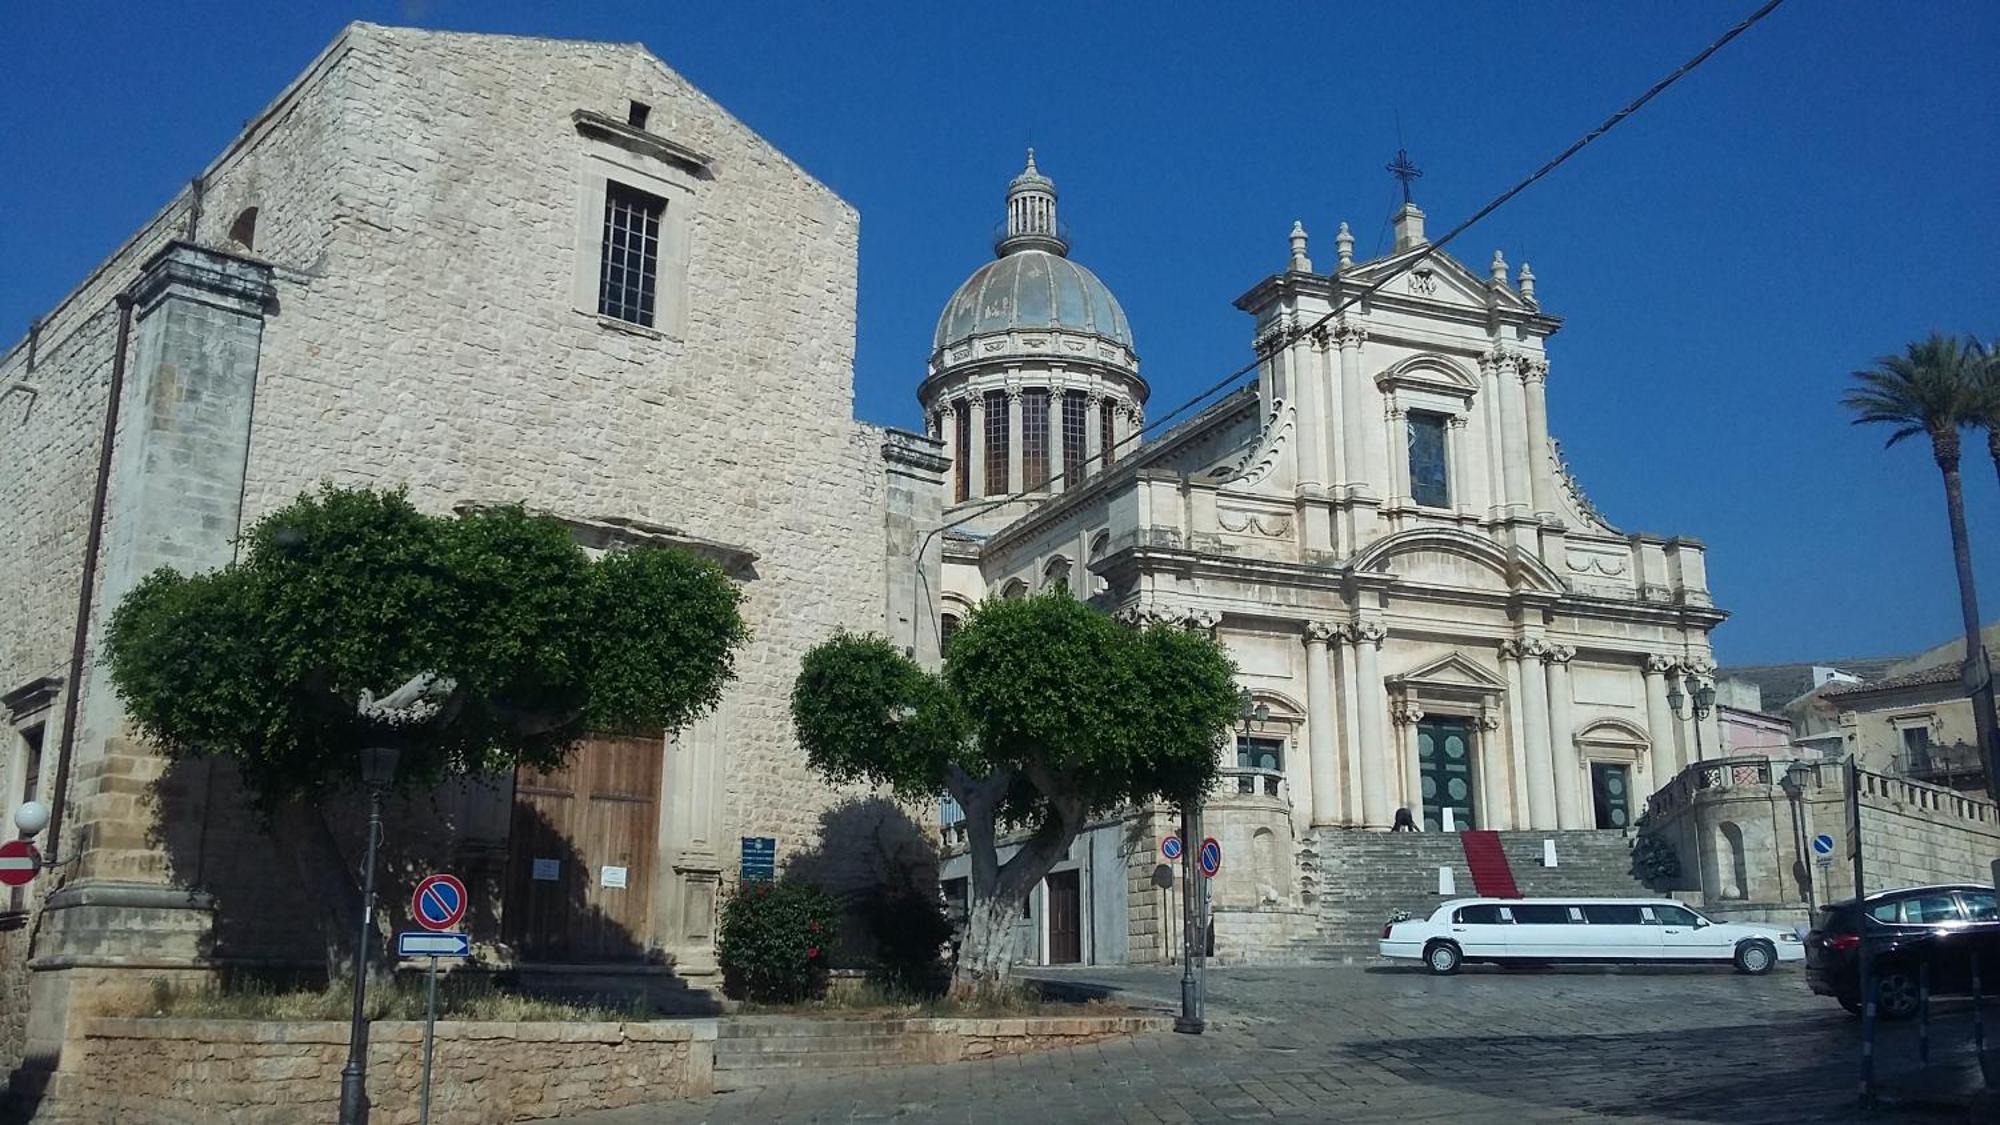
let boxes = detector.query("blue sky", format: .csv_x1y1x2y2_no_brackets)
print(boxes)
5,2,1998,670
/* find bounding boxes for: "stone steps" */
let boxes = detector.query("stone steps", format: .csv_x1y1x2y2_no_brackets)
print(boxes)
1299,828,1652,957
713,1018,935,1087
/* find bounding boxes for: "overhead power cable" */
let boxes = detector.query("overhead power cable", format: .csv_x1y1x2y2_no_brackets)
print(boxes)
908,0,1787,646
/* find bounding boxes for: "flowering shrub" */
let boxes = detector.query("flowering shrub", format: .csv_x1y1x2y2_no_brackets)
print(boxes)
716,880,840,1002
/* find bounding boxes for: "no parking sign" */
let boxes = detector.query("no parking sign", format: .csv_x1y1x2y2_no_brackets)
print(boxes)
412,873,467,932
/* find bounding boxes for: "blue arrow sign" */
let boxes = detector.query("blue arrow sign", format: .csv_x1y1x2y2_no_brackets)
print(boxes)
1811,833,1836,856
398,931,471,958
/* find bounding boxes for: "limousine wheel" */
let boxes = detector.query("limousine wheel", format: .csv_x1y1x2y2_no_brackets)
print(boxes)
1732,939,1777,976
1424,941,1462,975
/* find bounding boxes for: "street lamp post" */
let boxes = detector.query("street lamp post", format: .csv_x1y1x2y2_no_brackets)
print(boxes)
1779,760,1817,917
339,744,401,1125
1665,672,1716,763
1176,690,1268,1036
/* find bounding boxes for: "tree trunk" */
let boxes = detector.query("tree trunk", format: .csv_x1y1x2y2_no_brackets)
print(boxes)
1932,434,2000,798
268,798,382,984
947,769,1087,992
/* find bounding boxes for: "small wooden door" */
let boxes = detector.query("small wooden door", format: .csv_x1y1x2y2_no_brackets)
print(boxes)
504,735,662,962
1047,870,1082,965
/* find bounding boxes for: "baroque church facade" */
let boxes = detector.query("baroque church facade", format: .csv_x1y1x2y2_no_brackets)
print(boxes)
929,158,1726,963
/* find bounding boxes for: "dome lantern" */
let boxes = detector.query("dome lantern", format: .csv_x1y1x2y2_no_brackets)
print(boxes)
998,149,1068,257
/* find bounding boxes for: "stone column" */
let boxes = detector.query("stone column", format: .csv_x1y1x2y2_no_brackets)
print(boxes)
1447,415,1472,514
967,392,987,500
1498,644,1533,828
1303,622,1340,827
1048,384,1067,495
1545,645,1582,829
1083,391,1103,480
1383,402,1409,508
1391,699,1426,826
1335,635,1364,825
1291,331,1328,494
1493,345,1530,517
1476,708,1507,830
1512,640,1558,829
1353,622,1392,829
1336,321,1370,498
1478,352,1510,519
1521,356,1556,519
1006,386,1024,495
938,402,959,500
1643,655,1679,787
1110,396,1131,455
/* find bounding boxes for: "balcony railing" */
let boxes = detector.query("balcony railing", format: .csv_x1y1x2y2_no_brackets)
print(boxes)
1646,756,1832,819
1215,766,1289,804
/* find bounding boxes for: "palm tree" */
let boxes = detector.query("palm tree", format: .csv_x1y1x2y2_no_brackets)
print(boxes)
1841,332,2000,798
1972,338,2000,486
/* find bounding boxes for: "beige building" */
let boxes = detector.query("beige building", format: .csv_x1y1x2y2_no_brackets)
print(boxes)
1,23,945,1080
932,159,1728,962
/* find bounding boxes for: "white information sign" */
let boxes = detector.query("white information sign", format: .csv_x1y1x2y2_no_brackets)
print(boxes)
600,865,628,889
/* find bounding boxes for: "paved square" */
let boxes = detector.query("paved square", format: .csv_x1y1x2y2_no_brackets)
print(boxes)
568,964,1992,1123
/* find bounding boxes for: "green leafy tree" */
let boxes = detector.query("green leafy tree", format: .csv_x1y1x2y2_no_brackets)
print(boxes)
104,486,747,974
791,593,1239,986
1842,332,2000,794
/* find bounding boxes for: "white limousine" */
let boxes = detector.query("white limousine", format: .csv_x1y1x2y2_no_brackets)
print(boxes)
1379,897,1805,975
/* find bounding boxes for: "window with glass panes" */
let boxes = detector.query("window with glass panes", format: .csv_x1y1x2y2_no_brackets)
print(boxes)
1021,389,1050,490
598,182,666,326
1406,411,1450,508
984,390,1009,495
1236,735,1283,772
1100,400,1117,465
953,404,971,502
1061,392,1088,484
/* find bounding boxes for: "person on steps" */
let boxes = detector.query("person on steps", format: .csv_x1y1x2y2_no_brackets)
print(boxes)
1391,807,1419,832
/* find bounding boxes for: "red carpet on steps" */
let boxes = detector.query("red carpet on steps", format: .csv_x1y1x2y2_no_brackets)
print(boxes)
1460,830,1521,898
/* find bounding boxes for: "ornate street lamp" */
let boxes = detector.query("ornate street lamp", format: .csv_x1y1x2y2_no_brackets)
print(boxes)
1666,673,1716,763
13,799,49,838
1779,761,1818,916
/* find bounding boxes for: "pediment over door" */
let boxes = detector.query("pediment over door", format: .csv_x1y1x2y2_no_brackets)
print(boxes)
1385,650,1506,729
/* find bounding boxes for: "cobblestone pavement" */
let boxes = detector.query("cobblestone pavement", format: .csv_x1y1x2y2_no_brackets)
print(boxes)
569,964,1995,1123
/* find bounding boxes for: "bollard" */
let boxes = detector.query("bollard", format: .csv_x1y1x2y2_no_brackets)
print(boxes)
1919,959,1930,1065
1858,935,1876,1108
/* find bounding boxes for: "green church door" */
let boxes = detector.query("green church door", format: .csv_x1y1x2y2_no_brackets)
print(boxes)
1417,718,1476,832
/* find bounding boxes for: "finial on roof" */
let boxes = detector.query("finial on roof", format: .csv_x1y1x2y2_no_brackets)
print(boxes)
1289,221,1311,273
1335,221,1354,269
1025,147,1037,173
1490,250,1509,286
1000,149,1065,257
1518,262,1536,305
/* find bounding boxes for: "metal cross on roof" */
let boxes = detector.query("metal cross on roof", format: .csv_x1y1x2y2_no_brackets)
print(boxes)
1386,148,1423,205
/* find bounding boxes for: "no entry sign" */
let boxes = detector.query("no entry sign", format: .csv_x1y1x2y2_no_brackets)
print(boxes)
0,839,41,887
412,873,468,931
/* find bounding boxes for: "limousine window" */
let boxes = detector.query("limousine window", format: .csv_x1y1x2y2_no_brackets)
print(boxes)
1649,904,1701,927
1453,904,1508,924
1510,904,1571,924
1582,904,1646,925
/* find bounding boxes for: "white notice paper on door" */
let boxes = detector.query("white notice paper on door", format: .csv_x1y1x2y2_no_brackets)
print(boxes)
532,858,560,881
600,865,628,889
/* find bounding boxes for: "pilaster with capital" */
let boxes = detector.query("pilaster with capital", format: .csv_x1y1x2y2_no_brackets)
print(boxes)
1642,654,1679,783
1350,620,1393,828
967,392,988,500
1542,644,1582,829
1491,344,1531,517
1302,620,1342,826
1519,354,1556,519
1335,319,1373,499
1383,400,1410,507
1446,414,1473,514
1005,384,1025,495
1048,383,1068,495
1083,390,1103,478
1504,638,1558,828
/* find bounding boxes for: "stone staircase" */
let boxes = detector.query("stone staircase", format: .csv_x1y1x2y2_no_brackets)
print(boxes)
1292,828,1653,961
713,1017,938,1089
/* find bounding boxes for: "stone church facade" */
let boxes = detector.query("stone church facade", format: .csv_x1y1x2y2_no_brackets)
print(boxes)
0,24,946,1077
930,160,1727,964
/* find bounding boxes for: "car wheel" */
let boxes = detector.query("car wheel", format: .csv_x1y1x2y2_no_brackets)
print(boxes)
1873,966,1919,1020
1424,941,1462,976
1734,940,1777,976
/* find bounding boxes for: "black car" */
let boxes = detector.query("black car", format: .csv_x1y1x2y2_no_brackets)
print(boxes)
1804,883,2000,1018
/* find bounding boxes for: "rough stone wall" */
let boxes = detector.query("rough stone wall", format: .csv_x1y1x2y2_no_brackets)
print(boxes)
44,1017,711,1124
217,24,880,864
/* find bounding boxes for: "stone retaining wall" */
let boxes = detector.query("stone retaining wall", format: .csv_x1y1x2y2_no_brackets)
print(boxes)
37,1012,1164,1121
43,1017,714,1124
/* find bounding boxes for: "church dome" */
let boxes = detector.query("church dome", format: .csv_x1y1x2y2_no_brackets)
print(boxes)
932,250,1133,354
